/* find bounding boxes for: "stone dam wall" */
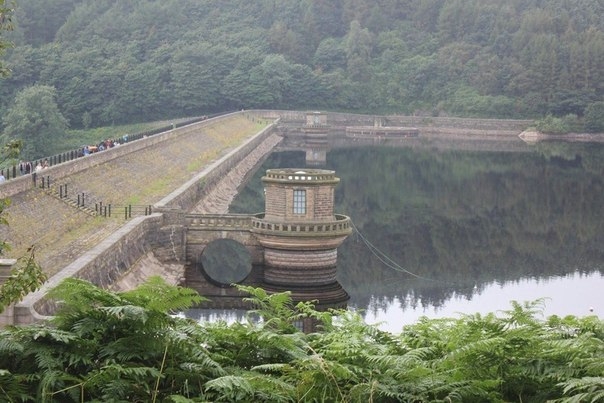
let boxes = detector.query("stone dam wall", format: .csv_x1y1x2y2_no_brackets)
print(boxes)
12,117,279,324
268,109,533,136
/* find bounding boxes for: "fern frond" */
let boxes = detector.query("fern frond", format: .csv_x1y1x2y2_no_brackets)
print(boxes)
99,304,149,322
557,376,604,401
31,327,78,344
444,336,507,362
366,346,433,370
165,395,199,403
251,362,290,374
204,375,254,401
38,369,83,400
246,373,297,402
120,276,204,312
499,299,547,327
0,330,24,354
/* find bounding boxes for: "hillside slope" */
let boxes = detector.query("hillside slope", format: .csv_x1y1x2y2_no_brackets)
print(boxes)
0,0,602,128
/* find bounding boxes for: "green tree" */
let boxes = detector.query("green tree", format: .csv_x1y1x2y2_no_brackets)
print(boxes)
1,84,68,159
170,43,230,115
584,101,604,133
535,114,573,134
13,0,80,47
2,0,604,121
313,37,347,72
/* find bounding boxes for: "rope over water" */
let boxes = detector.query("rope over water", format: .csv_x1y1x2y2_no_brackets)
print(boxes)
349,220,443,283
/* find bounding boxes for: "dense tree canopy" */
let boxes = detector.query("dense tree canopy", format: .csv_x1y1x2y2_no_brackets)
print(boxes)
1,84,68,159
0,0,601,132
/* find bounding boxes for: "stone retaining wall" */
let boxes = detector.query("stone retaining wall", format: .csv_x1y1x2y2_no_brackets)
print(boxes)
155,121,278,212
15,214,163,323
266,109,533,134
325,112,533,132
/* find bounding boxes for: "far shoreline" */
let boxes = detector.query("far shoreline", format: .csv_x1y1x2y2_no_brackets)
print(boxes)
518,130,604,144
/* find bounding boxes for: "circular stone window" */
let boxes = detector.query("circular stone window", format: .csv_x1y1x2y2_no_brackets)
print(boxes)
200,239,252,286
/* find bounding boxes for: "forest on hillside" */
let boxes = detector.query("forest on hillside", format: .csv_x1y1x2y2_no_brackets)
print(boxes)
0,0,603,139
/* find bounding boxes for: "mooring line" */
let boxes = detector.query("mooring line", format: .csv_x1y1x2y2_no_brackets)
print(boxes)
349,220,441,283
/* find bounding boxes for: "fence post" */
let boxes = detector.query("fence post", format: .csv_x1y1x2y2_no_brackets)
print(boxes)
81,192,85,206
124,207,128,220
108,204,111,217
128,204,132,218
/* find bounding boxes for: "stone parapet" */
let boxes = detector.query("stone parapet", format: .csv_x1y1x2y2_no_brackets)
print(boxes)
251,214,352,246
262,169,339,184
186,214,253,230
14,214,164,324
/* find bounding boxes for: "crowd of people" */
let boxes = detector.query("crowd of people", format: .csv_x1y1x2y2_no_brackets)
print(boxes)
0,159,49,182
0,135,129,184
16,159,49,175
82,137,125,156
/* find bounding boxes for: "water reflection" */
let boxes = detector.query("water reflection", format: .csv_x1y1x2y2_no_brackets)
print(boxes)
362,272,603,333
230,140,604,329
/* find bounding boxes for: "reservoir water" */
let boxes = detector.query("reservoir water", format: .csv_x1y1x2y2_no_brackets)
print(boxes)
226,137,604,332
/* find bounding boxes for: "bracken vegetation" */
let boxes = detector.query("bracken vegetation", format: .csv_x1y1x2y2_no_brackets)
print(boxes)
0,277,602,402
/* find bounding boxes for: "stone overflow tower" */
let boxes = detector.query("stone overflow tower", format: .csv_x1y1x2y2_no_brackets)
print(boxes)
250,168,352,305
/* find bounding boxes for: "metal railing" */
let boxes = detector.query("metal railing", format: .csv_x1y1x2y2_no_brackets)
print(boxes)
0,113,232,183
